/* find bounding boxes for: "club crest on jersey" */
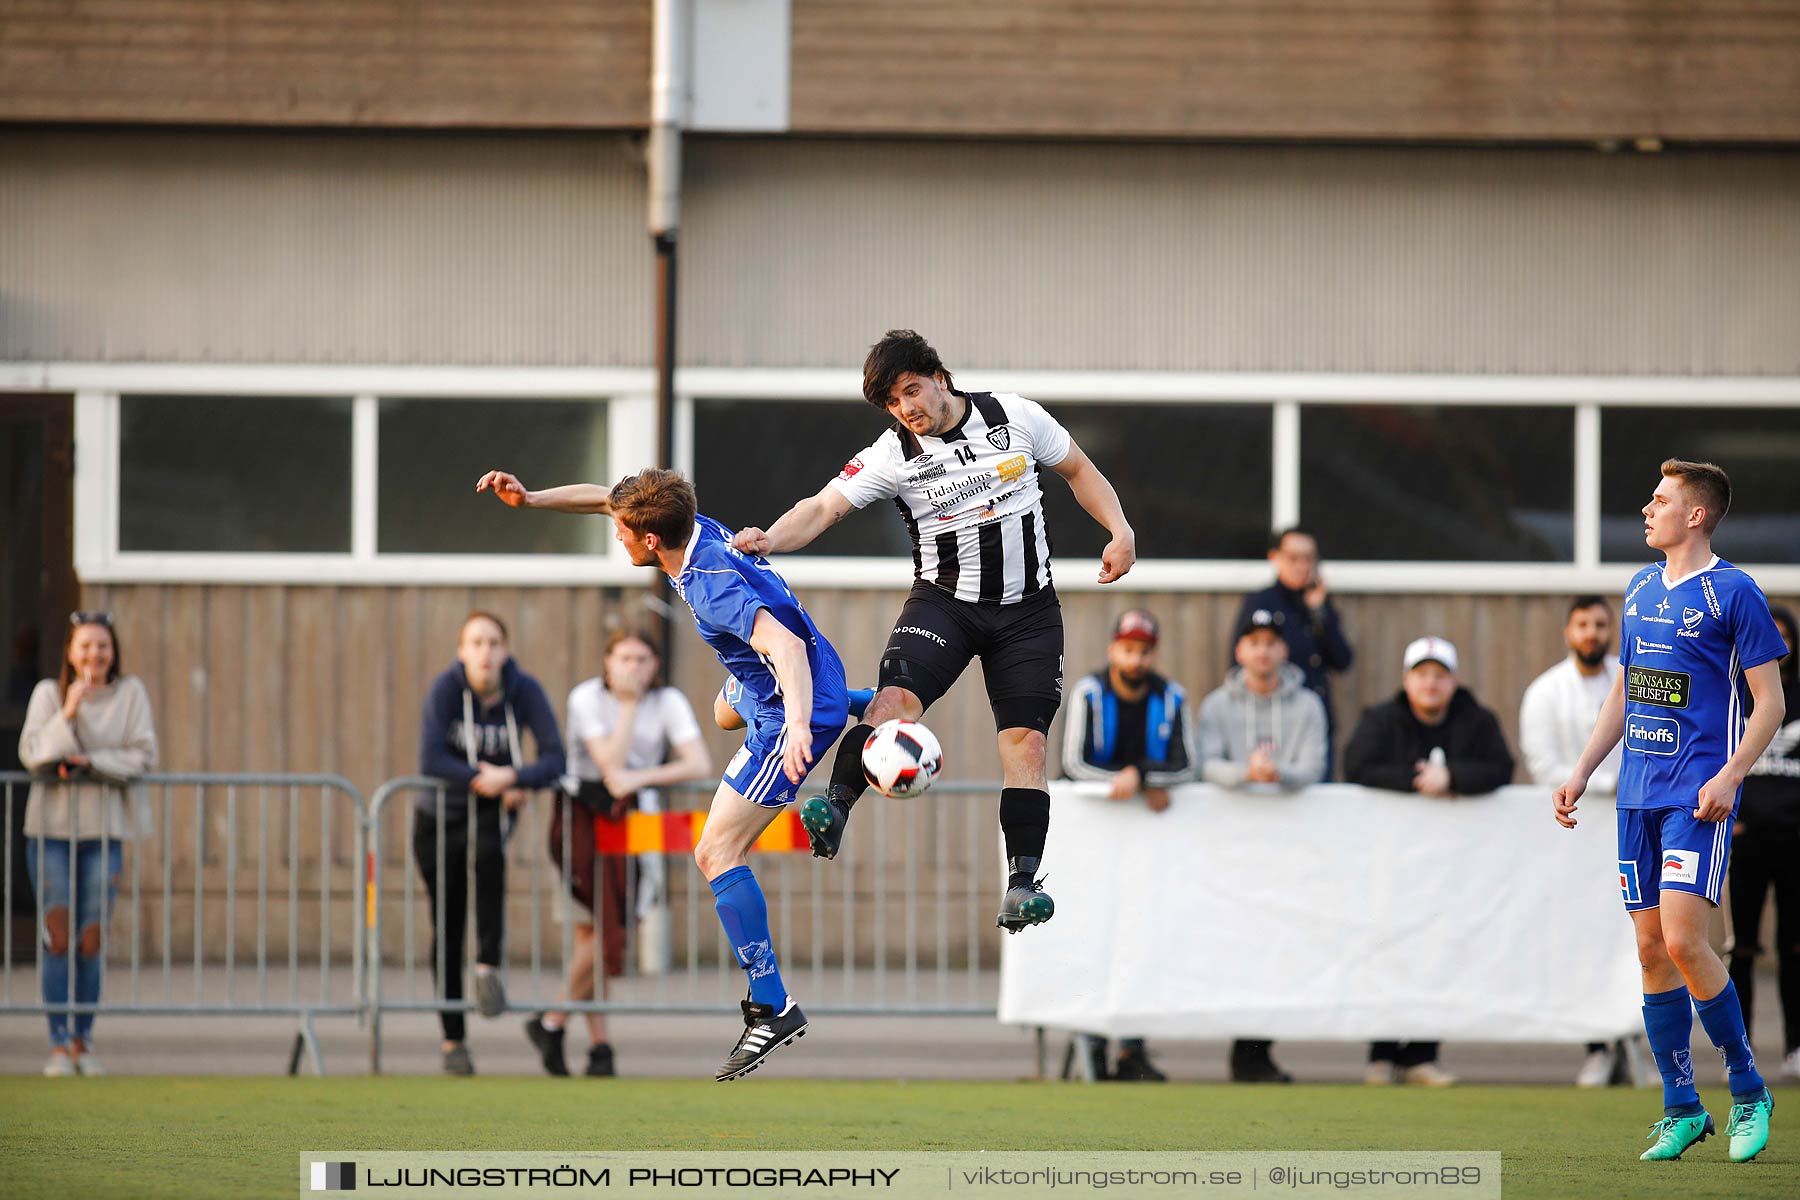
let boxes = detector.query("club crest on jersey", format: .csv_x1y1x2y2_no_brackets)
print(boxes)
986,426,1011,451
1682,608,1703,630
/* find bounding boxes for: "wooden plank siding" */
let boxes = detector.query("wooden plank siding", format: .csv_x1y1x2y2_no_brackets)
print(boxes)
0,0,650,128
789,0,1800,142
70,580,1797,967
5,3,1799,142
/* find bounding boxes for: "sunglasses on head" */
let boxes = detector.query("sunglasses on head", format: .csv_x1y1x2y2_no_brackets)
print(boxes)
70,611,115,628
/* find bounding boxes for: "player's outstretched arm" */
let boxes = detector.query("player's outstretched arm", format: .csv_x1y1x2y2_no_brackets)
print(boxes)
1553,670,1626,827
747,610,815,783
1695,659,1786,822
1049,441,1136,584
475,470,614,514
732,484,854,556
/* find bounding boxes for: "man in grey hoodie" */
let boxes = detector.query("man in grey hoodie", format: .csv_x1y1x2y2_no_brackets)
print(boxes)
1196,607,1329,1082
1198,608,1329,792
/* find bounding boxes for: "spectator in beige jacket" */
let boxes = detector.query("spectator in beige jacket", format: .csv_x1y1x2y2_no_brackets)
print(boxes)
17,612,158,1078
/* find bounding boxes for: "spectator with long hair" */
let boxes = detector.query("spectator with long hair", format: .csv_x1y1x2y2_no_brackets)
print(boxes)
526,628,710,1077
18,612,158,1077
416,610,564,1075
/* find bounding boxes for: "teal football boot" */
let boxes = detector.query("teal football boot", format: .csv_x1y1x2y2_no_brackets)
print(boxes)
1726,1089,1773,1163
1639,1111,1713,1161
798,787,853,860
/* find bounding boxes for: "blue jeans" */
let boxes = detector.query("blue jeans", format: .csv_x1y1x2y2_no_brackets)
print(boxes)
26,838,122,1048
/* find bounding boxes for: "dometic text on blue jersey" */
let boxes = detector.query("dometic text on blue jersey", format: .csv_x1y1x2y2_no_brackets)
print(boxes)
1616,556,1787,812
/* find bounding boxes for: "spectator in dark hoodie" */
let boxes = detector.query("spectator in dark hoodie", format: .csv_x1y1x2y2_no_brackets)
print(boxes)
1344,634,1514,1087
1234,528,1355,776
417,610,565,1076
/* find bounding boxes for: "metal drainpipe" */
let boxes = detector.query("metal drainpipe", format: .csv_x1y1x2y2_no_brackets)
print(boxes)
648,0,686,668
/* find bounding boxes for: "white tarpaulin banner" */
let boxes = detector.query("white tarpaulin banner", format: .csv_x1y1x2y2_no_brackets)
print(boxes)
999,783,1643,1042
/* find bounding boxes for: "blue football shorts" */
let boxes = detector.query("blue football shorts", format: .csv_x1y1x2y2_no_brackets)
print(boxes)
722,711,848,809
1616,805,1732,911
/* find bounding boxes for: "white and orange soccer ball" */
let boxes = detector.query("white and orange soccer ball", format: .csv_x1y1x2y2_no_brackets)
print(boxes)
860,718,944,799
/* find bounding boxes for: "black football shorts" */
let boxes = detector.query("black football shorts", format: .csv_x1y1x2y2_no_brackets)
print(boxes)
877,582,1065,733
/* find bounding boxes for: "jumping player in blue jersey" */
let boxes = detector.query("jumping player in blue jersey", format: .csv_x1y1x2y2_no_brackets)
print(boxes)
1555,459,1787,1163
477,467,847,1082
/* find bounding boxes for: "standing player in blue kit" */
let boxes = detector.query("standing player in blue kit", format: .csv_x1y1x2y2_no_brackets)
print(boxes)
1554,459,1787,1163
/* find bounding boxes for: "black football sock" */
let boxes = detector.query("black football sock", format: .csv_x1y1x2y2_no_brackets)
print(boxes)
828,724,876,808
1000,787,1050,888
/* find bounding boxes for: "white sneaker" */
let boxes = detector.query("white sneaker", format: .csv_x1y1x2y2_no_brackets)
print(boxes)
74,1053,106,1077
1575,1047,1615,1088
1401,1061,1457,1087
43,1051,75,1078
1364,1061,1396,1085
1782,1047,1800,1080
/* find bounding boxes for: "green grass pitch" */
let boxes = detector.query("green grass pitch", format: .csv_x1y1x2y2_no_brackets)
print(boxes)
1,1078,1793,1198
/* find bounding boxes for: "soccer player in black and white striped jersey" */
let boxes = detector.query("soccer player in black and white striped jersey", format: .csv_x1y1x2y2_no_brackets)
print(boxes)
732,330,1136,932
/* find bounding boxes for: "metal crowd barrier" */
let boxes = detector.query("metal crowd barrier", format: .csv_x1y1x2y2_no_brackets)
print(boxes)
1,772,366,1074
364,777,1007,1074
5,769,1011,1075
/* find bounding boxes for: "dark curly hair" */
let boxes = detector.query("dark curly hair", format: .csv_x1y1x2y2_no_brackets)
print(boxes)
862,329,955,410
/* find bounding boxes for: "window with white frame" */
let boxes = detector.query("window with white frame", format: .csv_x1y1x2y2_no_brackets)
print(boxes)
692,397,1274,560
693,397,914,557
1599,406,1800,564
60,374,1800,590
104,389,624,578
1299,405,1576,561
377,397,608,555
1031,402,1272,560
121,394,354,552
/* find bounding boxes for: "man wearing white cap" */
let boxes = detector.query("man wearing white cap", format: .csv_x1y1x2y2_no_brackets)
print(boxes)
1344,634,1516,1084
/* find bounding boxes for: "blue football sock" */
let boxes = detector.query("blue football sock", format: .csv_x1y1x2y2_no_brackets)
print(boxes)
709,865,787,1009
1693,979,1766,1100
1642,986,1702,1114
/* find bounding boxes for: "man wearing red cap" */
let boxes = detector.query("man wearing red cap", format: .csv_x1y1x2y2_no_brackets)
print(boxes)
1060,608,1196,1081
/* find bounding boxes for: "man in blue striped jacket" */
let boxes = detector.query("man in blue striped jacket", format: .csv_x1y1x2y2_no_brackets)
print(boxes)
1060,608,1196,1080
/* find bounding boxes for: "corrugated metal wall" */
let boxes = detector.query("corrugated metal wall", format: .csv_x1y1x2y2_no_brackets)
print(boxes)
5,129,1797,373
679,140,1800,374
0,130,653,366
